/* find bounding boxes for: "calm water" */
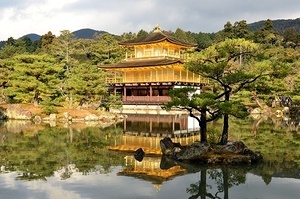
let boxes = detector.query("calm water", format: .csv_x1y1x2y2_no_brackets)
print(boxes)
0,114,300,199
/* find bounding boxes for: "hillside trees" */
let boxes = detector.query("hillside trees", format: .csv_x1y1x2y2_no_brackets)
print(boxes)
252,45,300,101
0,61,9,102
254,19,278,45
136,29,149,39
0,37,27,59
66,63,107,108
217,20,252,41
3,54,63,104
0,30,109,108
48,30,81,107
90,33,124,65
48,30,111,108
40,31,56,53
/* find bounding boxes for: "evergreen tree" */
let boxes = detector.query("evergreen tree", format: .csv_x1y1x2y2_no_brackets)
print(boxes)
49,30,80,107
233,20,252,39
164,87,221,143
254,19,277,45
66,63,107,107
40,31,56,53
136,29,149,39
186,38,269,144
0,37,27,58
91,33,124,64
222,21,235,39
281,27,300,47
4,54,63,104
173,28,189,42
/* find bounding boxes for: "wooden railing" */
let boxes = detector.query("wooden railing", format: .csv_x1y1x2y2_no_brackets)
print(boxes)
123,96,171,104
107,75,208,84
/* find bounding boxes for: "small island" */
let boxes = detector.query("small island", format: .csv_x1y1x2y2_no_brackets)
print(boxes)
160,137,262,165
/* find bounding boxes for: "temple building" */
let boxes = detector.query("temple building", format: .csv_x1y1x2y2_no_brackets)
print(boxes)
99,25,207,108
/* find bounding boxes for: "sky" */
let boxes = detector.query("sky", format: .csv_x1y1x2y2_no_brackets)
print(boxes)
0,0,299,41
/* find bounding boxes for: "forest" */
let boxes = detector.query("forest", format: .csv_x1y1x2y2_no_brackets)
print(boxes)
0,19,300,114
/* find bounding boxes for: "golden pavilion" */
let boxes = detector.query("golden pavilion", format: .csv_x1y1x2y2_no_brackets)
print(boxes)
99,25,207,105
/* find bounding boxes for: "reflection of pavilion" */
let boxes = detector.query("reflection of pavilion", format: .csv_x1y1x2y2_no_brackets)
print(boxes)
110,114,200,155
118,156,187,192
111,114,201,192
122,114,200,137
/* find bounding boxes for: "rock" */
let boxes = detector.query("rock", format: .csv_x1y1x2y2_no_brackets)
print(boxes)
160,137,183,156
33,115,42,124
5,104,32,120
63,112,72,121
84,114,99,121
49,113,56,121
213,141,246,154
134,148,145,162
173,143,210,161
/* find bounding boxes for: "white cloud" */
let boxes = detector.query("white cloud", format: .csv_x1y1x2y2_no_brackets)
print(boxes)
0,0,299,40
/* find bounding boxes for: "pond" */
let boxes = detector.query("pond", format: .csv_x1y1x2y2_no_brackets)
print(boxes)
0,113,300,199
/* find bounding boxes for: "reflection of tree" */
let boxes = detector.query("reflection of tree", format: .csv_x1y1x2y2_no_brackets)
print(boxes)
0,126,125,181
187,169,220,199
186,166,249,199
211,116,300,187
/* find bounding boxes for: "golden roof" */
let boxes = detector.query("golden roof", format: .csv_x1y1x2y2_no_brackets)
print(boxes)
119,26,197,48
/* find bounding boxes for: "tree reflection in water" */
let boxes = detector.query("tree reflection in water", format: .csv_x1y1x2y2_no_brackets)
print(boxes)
0,124,125,181
160,155,255,199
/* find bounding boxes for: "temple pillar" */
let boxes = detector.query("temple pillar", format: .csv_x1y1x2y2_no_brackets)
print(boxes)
150,85,153,96
172,116,175,132
149,116,153,133
123,86,127,99
122,86,127,101
123,117,127,131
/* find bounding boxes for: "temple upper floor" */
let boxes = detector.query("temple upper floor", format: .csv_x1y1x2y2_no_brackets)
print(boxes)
125,42,183,60
119,25,197,60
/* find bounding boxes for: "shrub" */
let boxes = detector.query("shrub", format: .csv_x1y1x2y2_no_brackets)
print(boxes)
42,105,58,115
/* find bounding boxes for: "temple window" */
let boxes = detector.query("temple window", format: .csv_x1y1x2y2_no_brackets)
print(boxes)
144,49,152,57
154,50,160,56
169,50,174,56
163,48,167,56
137,51,143,58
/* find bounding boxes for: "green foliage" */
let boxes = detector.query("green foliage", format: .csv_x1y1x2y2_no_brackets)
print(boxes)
66,63,107,106
3,54,64,104
42,105,58,115
185,38,267,144
90,33,124,64
40,31,56,53
136,29,149,38
217,20,252,41
0,37,26,58
107,94,123,109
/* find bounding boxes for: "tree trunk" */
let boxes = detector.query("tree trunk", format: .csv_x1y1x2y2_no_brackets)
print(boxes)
199,169,207,199
33,90,40,106
222,168,229,199
69,93,73,108
219,91,230,145
199,109,207,143
189,109,208,143
219,113,229,145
